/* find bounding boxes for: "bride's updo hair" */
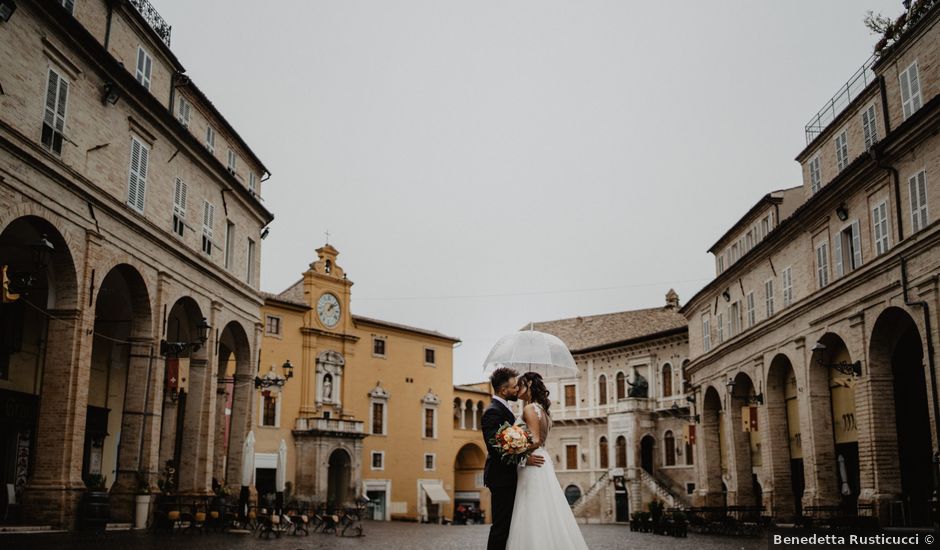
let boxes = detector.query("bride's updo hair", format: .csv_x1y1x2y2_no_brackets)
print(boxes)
518,372,551,413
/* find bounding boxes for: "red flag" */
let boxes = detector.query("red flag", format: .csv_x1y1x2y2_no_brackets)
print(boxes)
687,424,697,445
749,406,759,431
166,357,179,391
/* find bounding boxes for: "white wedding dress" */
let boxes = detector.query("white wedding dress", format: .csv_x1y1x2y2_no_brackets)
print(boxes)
506,403,589,550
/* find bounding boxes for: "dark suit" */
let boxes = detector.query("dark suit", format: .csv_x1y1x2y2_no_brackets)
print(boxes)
482,398,517,550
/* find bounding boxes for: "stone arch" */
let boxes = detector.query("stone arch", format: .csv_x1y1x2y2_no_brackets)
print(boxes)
215,320,254,486
867,307,932,526
464,399,474,431
640,434,655,473
764,353,803,519
327,447,353,507
700,385,726,506
476,401,484,430
728,371,760,506
615,435,627,468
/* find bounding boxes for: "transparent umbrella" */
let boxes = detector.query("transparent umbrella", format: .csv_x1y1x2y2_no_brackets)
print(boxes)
275,439,287,515
482,330,578,378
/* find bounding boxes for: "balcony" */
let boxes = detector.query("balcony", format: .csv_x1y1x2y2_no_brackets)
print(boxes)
294,417,364,436
804,54,877,144
129,0,172,47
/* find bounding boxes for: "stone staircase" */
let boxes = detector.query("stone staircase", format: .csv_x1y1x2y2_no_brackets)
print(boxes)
637,468,685,508
571,470,611,516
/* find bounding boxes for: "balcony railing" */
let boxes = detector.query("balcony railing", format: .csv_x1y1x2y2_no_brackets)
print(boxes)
294,417,364,434
804,54,877,144
128,0,172,47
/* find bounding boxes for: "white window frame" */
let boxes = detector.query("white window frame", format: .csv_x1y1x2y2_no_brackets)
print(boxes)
172,177,187,237
834,220,863,277
423,453,436,471
178,96,192,127
249,172,257,193
809,156,822,194
135,46,153,90
258,391,281,428
206,125,216,153
224,221,235,269
127,135,149,213
369,398,388,436
702,313,711,352
370,451,385,471
227,148,237,173
782,266,794,307
716,312,724,343
862,103,878,149
764,279,775,318
872,200,891,256
746,292,755,328
41,67,69,156
729,301,741,337
265,315,281,336
835,130,848,171
910,169,929,232
716,254,724,274
900,60,922,120
373,337,387,357
816,241,830,288
201,200,214,255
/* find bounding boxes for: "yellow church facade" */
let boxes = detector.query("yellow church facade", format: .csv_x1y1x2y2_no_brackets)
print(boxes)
254,244,490,523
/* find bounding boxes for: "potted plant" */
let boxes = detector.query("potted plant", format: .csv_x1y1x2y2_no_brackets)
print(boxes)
134,472,153,529
81,474,109,532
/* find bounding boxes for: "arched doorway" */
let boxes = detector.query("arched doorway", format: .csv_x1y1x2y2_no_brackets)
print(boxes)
327,448,351,507
701,386,726,507
640,435,655,473
728,372,760,506
869,308,932,526
0,216,78,525
765,353,803,518
454,443,486,524
215,321,252,488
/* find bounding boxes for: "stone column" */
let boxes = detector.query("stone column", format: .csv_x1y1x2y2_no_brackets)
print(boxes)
727,400,755,506
762,389,796,517
225,373,256,488
800,347,840,509
696,399,725,506
177,351,215,494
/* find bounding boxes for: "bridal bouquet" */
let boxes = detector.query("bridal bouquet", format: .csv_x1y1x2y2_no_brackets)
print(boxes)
488,422,534,465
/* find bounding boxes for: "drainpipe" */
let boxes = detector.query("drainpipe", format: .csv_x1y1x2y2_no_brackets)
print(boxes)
901,256,939,525
104,0,114,50
871,146,906,243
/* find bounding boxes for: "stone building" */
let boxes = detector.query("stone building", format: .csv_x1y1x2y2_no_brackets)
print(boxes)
257,244,462,522
681,1,940,527
0,0,272,528
530,291,695,523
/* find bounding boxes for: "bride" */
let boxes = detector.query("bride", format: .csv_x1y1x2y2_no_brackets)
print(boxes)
506,372,589,550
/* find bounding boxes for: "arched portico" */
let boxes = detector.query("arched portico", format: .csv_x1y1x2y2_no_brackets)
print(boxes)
763,353,803,519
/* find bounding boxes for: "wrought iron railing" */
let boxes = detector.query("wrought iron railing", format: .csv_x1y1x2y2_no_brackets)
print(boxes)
804,54,877,144
128,0,172,47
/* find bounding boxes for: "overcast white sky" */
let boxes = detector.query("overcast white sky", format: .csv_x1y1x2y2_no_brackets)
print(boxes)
153,0,903,384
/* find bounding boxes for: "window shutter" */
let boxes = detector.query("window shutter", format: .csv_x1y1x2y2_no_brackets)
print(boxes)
174,178,187,214
851,220,862,269
862,105,877,148
127,137,148,212
909,65,922,111
833,231,843,278
910,175,921,232
900,69,912,118
203,201,214,237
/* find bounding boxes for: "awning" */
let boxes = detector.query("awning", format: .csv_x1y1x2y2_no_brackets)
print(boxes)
421,482,451,503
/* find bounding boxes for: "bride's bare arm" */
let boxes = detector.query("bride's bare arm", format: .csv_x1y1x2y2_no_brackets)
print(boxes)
522,404,542,450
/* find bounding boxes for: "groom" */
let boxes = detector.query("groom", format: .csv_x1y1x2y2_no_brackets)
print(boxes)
482,367,544,550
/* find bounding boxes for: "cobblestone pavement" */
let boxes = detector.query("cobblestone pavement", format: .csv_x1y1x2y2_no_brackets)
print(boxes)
1,521,766,550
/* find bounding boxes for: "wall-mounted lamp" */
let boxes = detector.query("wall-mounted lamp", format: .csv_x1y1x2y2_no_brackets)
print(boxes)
2,235,55,301
722,289,731,302
255,359,294,390
669,402,700,423
836,204,849,222
260,227,270,240
101,81,121,105
0,0,17,23
160,317,210,356
811,342,862,376
726,377,764,405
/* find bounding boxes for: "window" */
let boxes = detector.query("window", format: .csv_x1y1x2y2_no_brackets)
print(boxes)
424,407,436,438
371,402,385,435
41,69,69,155
685,436,694,466
60,0,75,13
764,279,775,317
746,292,755,328
599,437,609,469
564,384,576,407
261,392,278,427
564,485,581,505
745,230,753,251
834,221,863,277
835,130,848,171
424,453,436,471
816,241,830,288
172,178,187,237
246,238,255,285
135,46,152,90
565,445,578,470
598,375,607,405
615,436,627,468
127,136,149,213
373,338,386,356
910,170,929,232
702,313,711,352
761,216,770,238
249,172,257,193
265,315,281,336
371,451,384,470
717,254,724,274
206,125,216,152
178,96,191,127
224,221,235,269
809,156,821,194
782,266,794,307
616,372,625,400
716,312,724,343
730,301,741,337
862,104,878,149
425,348,436,365
662,364,672,397
664,431,676,466
201,201,214,254
900,60,922,120
872,200,890,255
227,149,237,173
730,243,738,264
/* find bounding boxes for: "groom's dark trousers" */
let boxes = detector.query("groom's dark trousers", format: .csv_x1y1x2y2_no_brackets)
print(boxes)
482,399,517,550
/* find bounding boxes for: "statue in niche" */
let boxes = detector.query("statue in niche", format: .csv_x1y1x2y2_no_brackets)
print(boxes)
627,367,648,398
323,373,333,402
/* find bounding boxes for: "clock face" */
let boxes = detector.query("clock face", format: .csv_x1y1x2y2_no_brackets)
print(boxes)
317,293,341,328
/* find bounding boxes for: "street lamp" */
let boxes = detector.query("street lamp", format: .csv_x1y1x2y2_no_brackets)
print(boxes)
726,377,764,405
254,360,294,390
160,317,210,356
811,342,862,377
